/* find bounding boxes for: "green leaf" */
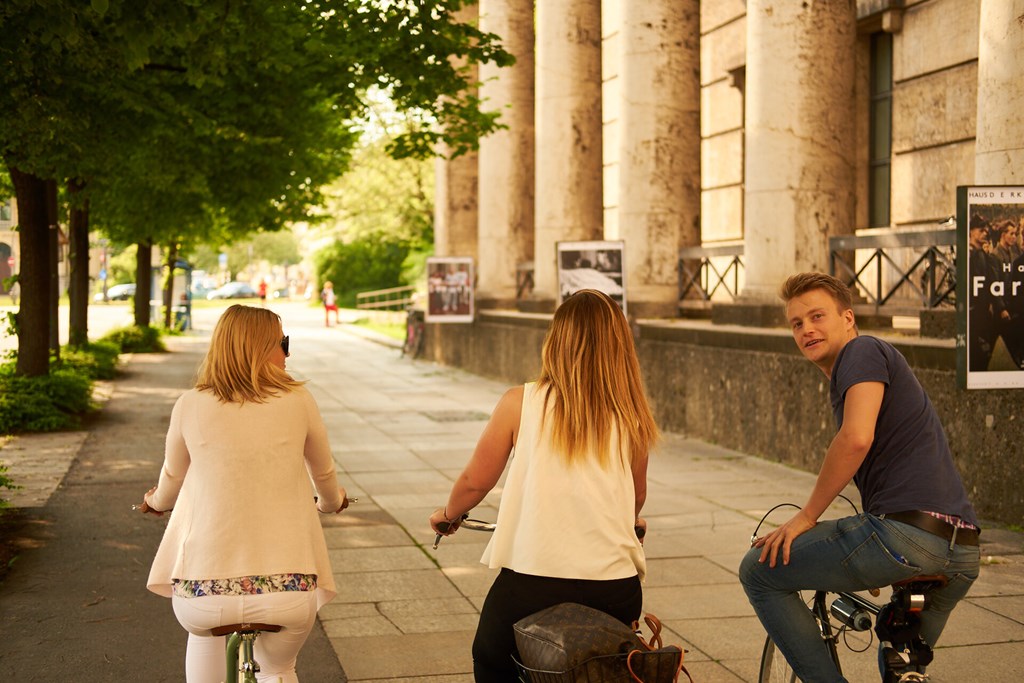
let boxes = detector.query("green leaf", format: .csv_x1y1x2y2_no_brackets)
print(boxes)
91,0,109,16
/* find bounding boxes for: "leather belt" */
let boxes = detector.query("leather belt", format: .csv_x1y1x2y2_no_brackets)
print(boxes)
882,510,979,547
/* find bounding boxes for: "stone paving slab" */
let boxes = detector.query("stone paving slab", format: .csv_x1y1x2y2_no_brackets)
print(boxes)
0,431,88,507
330,630,477,681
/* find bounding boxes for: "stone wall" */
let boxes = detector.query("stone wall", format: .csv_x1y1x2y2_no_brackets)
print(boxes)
425,311,1024,527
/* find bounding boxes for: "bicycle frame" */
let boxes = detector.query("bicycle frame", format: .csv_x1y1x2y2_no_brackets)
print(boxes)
225,631,260,683
759,583,940,683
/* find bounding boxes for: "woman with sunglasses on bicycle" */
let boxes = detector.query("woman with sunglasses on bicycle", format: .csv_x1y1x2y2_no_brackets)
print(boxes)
137,304,351,683
429,289,658,681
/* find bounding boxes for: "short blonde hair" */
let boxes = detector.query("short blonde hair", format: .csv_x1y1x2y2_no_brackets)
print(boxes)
195,305,303,403
780,272,854,312
538,289,659,467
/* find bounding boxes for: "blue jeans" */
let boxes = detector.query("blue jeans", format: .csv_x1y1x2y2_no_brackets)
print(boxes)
739,514,979,683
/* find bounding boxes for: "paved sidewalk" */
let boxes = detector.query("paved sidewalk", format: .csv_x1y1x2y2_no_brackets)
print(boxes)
1,301,1022,682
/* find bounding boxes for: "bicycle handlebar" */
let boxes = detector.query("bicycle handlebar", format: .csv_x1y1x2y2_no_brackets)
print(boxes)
432,514,644,550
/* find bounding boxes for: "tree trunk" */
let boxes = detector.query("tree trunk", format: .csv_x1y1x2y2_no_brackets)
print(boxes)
68,180,90,347
134,241,152,327
9,167,50,377
46,179,60,361
162,243,178,329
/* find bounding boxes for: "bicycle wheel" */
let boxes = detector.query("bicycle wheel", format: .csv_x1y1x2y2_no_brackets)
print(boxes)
758,636,799,683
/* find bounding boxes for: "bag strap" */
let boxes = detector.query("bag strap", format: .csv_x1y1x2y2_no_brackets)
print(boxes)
625,649,694,683
632,613,665,651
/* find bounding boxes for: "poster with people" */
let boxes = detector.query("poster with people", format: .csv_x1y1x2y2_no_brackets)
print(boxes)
425,257,474,323
958,186,1024,389
556,241,626,313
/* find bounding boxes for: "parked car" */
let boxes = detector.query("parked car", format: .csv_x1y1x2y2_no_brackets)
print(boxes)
190,282,215,300
93,283,136,302
207,281,258,300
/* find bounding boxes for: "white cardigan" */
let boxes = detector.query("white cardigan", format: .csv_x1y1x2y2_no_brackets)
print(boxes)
146,386,343,608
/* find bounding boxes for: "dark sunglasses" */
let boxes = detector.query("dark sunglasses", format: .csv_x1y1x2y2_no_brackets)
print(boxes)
280,335,290,356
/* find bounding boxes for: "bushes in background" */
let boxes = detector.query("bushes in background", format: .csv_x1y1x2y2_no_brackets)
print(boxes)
0,326,163,436
0,365,93,434
97,325,166,353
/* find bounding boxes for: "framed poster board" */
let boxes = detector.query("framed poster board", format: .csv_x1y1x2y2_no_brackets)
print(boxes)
957,186,1024,389
556,240,626,313
425,256,474,323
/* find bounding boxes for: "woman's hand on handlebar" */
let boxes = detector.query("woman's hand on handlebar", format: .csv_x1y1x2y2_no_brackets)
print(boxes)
318,488,352,514
429,507,463,536
634,517,647,544
135,487,166,516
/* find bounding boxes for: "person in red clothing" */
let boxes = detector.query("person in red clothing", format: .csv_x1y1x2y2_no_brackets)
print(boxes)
257,279,268,307
321,281,339,326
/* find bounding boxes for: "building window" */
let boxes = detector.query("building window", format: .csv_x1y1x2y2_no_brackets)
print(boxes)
869,32,892,228
0,202,10,221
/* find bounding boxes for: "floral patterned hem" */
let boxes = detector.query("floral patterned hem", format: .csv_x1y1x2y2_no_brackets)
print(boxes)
172,573,317,598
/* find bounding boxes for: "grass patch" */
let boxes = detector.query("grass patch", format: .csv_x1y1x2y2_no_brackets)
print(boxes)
352,318,406,341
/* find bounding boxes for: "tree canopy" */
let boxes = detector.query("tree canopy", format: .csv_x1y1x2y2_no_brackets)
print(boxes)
1,0,511,375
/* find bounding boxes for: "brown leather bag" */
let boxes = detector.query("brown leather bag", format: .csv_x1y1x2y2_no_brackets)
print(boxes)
513,603,691,683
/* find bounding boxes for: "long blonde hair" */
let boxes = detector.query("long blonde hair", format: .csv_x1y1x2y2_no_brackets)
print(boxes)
537,289,659,467
195,304,303,403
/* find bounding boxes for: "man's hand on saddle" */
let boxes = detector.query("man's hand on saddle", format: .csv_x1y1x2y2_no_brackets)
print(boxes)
752,509,816,568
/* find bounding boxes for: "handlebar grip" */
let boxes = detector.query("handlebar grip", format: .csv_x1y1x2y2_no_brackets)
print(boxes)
634,525,646,540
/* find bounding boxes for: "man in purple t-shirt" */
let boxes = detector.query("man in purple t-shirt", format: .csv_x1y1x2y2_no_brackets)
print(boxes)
739,272,980,683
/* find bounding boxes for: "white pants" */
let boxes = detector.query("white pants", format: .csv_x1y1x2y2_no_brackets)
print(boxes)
171,591,317,683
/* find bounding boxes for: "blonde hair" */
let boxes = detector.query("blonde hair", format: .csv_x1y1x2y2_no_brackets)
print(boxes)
537,289,659,467
195,304,303,403
779,272,854,312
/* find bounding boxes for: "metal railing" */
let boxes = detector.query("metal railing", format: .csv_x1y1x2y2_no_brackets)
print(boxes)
829,229,956,312
356,284,417,311
678,244,744,302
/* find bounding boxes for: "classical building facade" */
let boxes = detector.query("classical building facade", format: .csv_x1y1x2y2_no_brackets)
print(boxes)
429,0,1024,524
434,0,1024,319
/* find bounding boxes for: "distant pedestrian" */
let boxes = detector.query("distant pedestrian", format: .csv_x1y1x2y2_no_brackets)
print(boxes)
321,281,339,327
136,304,352,683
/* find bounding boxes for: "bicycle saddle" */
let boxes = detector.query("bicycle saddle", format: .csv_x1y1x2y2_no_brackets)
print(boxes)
891,574,948,590
211,623,283,637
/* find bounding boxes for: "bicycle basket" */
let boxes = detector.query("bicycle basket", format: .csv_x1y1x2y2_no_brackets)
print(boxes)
515,649,684,683
520,651,688,683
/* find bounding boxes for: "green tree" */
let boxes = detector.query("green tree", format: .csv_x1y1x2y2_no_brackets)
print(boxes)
2,0,512,377
314,233,411,308
320,136,435,248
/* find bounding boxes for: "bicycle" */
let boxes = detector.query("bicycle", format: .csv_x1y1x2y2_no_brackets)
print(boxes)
402,307,425,359
211,622,283,683
208,497,358,683
753,501,950,683
433,514,671,683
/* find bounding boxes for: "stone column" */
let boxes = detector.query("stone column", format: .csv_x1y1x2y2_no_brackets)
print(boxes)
740,0,856,307
433,151,478,260
975,0,1024,183
616,0,701,318
476,0,535,309
434,4,480,261
532,0,603,309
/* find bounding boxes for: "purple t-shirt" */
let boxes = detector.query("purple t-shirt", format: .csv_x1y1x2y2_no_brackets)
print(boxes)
830,336,979,526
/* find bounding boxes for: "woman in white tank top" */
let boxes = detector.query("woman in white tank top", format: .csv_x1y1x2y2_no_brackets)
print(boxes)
429,289,659,681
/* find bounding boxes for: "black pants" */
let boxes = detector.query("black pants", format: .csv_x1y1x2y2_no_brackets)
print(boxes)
472,568,643,682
